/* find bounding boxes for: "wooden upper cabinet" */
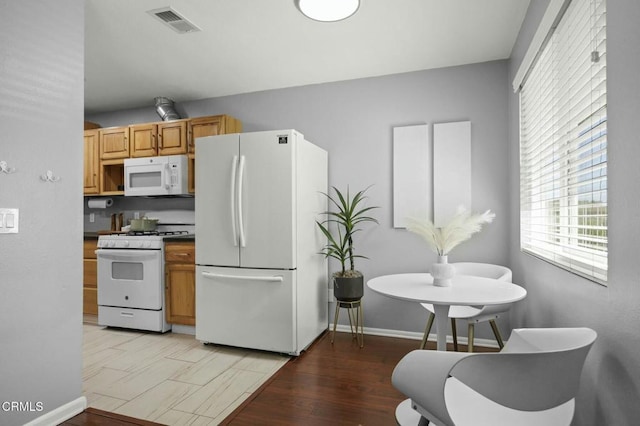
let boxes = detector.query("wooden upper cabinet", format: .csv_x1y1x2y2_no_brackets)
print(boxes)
83,129,100,194
130,123,158,157
158,119,188,156
99,126,130,159
188,115,243,153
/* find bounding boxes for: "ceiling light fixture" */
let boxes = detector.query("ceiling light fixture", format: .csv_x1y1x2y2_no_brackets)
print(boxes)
295,0,360,22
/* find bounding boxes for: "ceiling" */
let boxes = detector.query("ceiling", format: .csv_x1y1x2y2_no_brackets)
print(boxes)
85,0,530,114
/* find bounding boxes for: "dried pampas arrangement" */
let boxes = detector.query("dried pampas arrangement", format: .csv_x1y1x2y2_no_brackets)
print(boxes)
405,206,495,256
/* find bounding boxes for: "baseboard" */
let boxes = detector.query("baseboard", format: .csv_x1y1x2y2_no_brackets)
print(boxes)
171,324,195,335
331,323,501,349
23,396,86,426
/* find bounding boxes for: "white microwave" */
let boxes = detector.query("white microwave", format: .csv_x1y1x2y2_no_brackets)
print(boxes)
124,155,189,196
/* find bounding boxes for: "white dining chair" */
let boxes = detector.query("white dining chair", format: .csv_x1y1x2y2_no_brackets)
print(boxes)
420,263,512,351
393,327,597,426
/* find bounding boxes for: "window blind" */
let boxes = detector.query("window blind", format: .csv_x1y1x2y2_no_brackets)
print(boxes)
520,0,607,284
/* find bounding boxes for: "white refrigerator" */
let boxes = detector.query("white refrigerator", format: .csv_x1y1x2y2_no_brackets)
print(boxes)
195,129,328,355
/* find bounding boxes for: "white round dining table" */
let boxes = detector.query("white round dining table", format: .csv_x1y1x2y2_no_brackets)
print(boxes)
367,273,527,351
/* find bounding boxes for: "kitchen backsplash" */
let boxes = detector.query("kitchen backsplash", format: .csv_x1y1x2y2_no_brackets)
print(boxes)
84,196,194,232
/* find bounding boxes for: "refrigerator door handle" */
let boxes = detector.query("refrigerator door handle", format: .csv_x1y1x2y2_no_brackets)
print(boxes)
237,155,247,247
230,155,239,246
201,271,284,283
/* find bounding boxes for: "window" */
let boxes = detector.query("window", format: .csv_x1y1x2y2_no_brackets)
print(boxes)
517,0,607,284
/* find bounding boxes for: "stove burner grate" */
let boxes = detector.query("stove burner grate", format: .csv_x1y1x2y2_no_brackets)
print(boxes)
126,230,190,236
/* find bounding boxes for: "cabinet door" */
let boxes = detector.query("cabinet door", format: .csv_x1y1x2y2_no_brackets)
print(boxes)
83,240,98,315
158,120,188,155
188,115,242,153
84,130,100,194
165,242,195,263
188,116,224,154
165,263,196,325
130,123,158,157
99,126,130,159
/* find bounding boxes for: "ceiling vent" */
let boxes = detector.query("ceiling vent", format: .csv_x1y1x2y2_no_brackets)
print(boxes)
147,7,201,34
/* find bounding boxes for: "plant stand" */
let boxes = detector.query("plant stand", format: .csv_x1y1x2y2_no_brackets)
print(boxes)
331,299,364,348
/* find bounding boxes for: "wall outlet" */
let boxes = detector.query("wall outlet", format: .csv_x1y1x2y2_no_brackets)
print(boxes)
328,287,334,301
134,212,140,219
89,213,95,223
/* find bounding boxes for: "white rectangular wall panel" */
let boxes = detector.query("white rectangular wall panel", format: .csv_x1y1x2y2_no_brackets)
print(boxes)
433,121,471,227
393,124,431,228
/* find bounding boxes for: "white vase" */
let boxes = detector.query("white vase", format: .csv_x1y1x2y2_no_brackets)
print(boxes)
430,255,455,287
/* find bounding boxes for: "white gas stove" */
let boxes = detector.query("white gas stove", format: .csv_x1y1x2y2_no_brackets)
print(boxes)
96,211,194,333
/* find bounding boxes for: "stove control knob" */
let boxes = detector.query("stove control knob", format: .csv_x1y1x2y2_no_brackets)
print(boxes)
122,240,129,247
144,241,151,248
108,241,115,248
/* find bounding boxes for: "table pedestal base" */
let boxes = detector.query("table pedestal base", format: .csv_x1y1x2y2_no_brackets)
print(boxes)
395,398,431,425
433,304,450,351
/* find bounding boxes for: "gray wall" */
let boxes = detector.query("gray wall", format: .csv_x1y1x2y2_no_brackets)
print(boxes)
87,60,511,338
508,1,640,424
0,1,84,424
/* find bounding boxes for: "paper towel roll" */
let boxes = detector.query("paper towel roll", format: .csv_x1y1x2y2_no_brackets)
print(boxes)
88,198,113,209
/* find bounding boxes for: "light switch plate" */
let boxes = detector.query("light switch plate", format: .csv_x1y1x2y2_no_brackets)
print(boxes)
0,208,19,233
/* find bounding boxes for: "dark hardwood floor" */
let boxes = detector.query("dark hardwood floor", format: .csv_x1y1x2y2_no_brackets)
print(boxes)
62,407,164,425
65,331,497,425
221,331,497,425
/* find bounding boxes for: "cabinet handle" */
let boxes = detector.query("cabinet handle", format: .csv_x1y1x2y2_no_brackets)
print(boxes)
159,133,163,149
93,173,97,186
152,134,157,150
124,136,128,151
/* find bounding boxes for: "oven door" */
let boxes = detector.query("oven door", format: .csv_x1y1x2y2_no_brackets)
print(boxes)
97,249,163,310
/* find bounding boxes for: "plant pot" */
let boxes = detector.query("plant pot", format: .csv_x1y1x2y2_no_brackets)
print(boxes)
333,275,364,302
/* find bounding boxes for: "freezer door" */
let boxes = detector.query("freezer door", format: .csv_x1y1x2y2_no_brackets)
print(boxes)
195,266,297,354
195,134,240,267
239,130,296,269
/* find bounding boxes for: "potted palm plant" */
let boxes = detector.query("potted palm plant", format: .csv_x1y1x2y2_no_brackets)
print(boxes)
316,186,378,301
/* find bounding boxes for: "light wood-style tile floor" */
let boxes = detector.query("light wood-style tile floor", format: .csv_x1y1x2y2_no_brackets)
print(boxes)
82,323,290,425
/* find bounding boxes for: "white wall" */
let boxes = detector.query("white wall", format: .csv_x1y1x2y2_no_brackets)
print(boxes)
508,1,640,424
0,1,84,424
88,60,511,338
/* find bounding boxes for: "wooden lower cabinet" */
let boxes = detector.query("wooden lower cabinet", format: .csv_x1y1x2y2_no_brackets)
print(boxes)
83,239,98,315
165,241,196,325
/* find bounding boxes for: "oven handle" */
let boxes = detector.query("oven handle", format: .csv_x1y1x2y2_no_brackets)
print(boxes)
96,249,161,261
201,271,283,283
